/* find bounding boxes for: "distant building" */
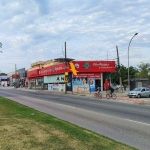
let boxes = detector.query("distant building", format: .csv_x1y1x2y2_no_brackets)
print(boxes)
130,78,149,91
7,68,27,87
0,75,9,86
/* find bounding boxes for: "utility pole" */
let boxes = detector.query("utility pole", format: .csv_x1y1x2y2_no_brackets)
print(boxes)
116,46,123,92
64,42,67,94
107,51,108,60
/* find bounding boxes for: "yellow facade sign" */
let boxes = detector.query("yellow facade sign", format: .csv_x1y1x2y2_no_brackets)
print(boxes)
64,76,68,82
64,72,68,82
69,62,78,76
65,72,68,75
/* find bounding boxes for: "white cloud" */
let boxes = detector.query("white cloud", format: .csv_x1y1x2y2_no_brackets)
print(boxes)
0,0,150,73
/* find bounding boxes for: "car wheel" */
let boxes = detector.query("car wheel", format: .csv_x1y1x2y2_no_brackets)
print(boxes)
129,96,132,98
137,94,141,98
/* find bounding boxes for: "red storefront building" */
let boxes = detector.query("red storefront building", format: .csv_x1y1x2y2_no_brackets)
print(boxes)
27,58,116,92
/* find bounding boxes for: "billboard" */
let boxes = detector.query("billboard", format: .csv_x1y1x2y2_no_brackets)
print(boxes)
48,83,65,92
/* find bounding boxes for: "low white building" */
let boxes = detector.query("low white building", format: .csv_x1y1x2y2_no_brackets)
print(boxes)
0,75,9,86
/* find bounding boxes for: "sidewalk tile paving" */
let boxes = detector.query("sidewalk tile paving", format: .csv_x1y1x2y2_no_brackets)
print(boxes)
8,87,150,104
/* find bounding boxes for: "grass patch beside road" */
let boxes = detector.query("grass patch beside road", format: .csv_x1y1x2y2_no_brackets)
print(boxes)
0,97,137,150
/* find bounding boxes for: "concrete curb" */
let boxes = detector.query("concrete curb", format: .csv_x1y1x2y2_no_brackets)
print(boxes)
14,87,150,104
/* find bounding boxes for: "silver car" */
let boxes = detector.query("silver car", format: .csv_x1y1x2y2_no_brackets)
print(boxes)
128,87,150,98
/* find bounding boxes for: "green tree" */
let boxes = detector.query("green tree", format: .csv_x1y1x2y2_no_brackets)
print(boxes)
137,63,150,83
111,65,138,85
0,73,7,76
138,63,149,77
129,66,139,79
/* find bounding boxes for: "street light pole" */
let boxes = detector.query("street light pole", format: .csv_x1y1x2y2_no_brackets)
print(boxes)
128,33,138,91
64,42,67,94
0,42,2,79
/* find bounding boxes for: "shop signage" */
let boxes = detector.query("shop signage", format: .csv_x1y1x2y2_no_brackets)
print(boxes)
72,61,116,73
69,62,78,76
44,74,65,83
74,73,101,78
93,62,110,67
40,63,69,76
48,83,65,92
64,72,69,82
28,60,116,78
27,69,39,78
12,74,20,79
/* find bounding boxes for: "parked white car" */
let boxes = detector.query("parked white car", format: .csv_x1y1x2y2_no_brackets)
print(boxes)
128,87,150,98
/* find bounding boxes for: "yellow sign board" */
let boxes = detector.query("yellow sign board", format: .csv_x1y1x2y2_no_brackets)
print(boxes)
69,62,78,76
64,76,68,82
65,72,68,75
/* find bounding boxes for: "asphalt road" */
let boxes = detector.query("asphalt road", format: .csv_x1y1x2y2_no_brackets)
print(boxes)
0,87,150,150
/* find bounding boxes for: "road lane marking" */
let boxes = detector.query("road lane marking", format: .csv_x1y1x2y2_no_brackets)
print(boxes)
3,93,150,127
123,119,150,126
42,101,150,126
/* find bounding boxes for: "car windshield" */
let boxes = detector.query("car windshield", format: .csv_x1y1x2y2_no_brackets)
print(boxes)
132,88,141,91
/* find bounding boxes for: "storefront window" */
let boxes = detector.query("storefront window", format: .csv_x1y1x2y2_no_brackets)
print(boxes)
34,78,43,89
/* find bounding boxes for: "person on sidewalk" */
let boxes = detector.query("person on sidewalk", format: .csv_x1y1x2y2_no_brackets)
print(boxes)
104,79,110,91
124,84,126,91
109,85,114,97
95,86,101,95
97,86,101,92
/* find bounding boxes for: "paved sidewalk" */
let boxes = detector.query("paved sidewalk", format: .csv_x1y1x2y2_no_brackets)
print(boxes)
3,86,150,104
73,91,150,104
23,88,150,104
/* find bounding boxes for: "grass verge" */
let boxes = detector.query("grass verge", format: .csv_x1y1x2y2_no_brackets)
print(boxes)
0,97,137,150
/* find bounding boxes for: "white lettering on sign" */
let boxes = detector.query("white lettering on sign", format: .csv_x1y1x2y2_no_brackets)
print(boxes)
55,66,64,71
40,69,52,74
93,63,110,67
39,66,69,74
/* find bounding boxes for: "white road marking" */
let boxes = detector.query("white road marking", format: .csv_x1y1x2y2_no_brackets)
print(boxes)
123,118,150,126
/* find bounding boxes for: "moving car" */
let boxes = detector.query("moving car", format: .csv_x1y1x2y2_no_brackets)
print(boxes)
128,87,150,98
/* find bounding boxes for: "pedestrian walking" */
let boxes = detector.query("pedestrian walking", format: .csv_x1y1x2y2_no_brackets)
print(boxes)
124,84,126,91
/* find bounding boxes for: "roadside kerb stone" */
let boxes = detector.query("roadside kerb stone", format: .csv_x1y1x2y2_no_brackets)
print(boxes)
16,87,150,104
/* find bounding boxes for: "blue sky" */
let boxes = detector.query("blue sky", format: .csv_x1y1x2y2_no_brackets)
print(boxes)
0,0,149,73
